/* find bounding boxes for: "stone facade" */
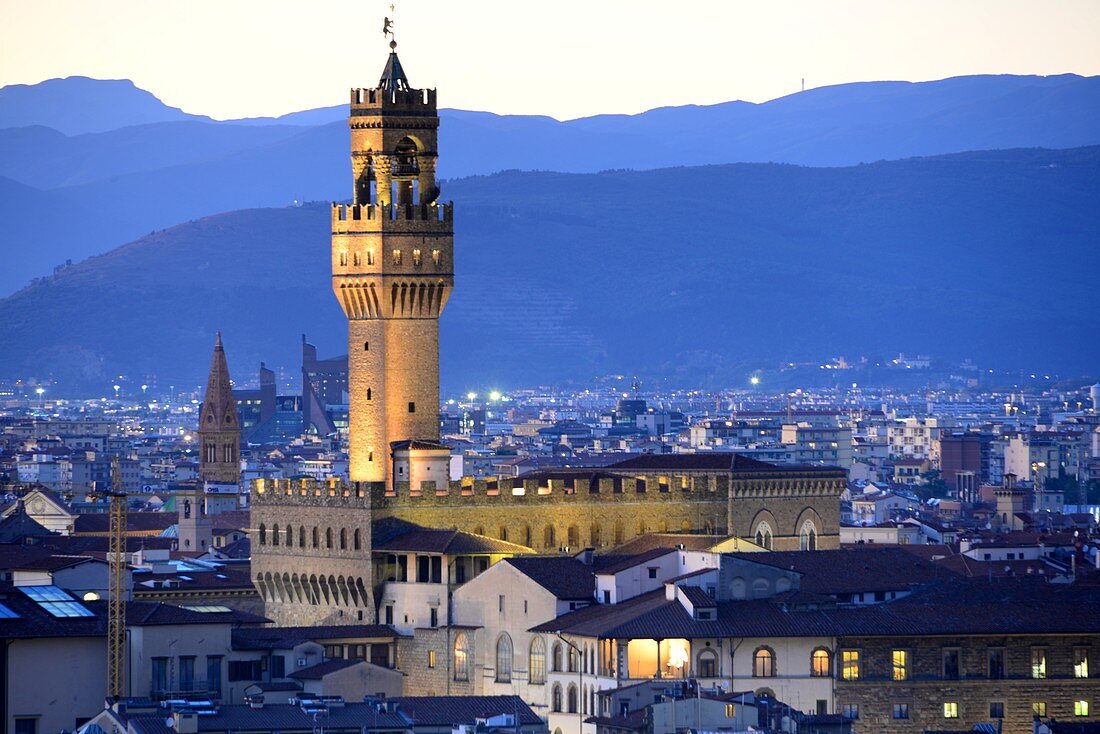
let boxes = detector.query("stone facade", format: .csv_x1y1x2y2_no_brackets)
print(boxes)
835,634,1099,734
334,54,453,486
396,626,480,698
250,479,374,625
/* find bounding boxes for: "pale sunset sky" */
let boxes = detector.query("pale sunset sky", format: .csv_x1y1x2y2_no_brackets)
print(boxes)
2,0,1098,120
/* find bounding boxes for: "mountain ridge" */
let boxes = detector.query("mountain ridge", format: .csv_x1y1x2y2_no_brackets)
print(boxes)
2,147,1096,390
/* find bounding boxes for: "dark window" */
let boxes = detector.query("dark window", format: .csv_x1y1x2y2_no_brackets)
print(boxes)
430,607,439,627
385,605,394,624
431,556,442,583
842,704,859,720
943,648,960,679
817,700,828,715
324,644,343,659
892,704,909,720
367,388,372,400
990,702,1004,719
270,654,285,679
15,719,36,734
206,656,223,696
989,648,1005,679
408,402,416,413
417,555,431,582
227,660,262,682
152,657,168,692
179,656,196,690
647,567,658,579
364,341,369,351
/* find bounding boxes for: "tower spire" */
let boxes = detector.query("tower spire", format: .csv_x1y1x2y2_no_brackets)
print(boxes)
198,332,240,485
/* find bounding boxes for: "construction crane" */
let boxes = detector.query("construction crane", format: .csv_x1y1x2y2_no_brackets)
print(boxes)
94,457,128,699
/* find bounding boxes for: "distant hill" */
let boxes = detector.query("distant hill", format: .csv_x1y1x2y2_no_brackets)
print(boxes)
1,148,1097,390
1,74,1099,296
0,77,210,134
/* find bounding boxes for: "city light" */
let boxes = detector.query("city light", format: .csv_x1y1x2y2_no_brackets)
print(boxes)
489,390,502,402
750,376,761,386
466,391,477,401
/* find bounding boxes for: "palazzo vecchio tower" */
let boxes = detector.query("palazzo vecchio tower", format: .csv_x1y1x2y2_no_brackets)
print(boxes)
333,40,453,487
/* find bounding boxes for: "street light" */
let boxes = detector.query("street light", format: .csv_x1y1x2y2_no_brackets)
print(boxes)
750,376,761,387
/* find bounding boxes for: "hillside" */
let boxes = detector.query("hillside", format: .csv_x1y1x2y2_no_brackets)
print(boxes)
0,74,1098,295
0,148,1097,390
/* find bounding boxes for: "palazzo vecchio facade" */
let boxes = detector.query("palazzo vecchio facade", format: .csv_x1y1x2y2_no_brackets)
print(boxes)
251,44,845,626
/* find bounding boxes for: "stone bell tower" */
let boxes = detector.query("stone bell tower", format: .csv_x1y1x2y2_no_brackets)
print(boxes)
198,332,241,485
332,40,454,486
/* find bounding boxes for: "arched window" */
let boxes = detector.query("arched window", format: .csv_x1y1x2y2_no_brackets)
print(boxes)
582,684,588,714
567,684,578,714
453,633,470,682
499,526,508,542
636,520,646,536
299,526,306,547
326,528,333,549
523,525,532,547
567,526,579,548
800,521,818,551
340,528,347,550
312,527,319,548
544,525,556,549
681,520,692,532
568,645,578,672
258,523,266,545
754,647,776,677
529,636,546,684
698,649,718,677
589,523,601,547
551,684,562,712
755,522,773,550
272,524,280,546
473,526,484,536
613,521,624,545
495,633,513,682
285,525,292,546
354,528,362,550
811,648,832,677
552,643,563,672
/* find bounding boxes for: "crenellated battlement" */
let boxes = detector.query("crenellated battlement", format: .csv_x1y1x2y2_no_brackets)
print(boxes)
350,86,437,113
332,202,452,230
251,476,377,508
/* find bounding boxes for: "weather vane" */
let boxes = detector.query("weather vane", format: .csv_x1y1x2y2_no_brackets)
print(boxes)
383,3,396,48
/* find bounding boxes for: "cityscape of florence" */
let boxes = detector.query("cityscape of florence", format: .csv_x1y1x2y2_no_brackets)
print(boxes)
0,2,1098,734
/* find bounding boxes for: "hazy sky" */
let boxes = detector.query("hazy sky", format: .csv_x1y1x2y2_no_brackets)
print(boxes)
3,0,1099,120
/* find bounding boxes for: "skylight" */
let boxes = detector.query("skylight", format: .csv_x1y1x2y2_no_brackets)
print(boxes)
0,603,20,619
182,604,233,613
19,585,95,618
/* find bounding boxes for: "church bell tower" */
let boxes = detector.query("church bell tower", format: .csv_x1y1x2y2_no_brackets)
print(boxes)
332,39,453,486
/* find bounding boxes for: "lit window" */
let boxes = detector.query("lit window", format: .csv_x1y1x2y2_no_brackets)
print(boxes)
392,249,402,265
432,249,442,266
1032,648,1047,679
412,249,422,266
427,650,436,668
453,633,469,681
725,703,736,717
811,648,831,677
892,650,909,681
353,252,360,267
339,252,347,266
367,250,375,265
1076,700,1090,717
841,650,860,681
944,702,958,718
753,647,775,677
1075,648,1089,678
1033,702,1047,717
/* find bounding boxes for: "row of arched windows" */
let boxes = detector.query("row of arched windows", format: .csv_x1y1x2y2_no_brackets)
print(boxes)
257,523,362,552
549,683,599,715
752,646,833,678
453,634,605,684
468,519,717,550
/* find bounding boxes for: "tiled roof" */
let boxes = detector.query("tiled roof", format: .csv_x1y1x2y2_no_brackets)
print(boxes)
504,556,596,600
393,695,544,726
609,533,734,555
678,585,715,609
375,527,535,555
288,658,361,680
724,546,942,595
608,453,779,472
232,624,402,650
596,548,676,575
129,703,407,732
534,577,1100,639
73,512,177,534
